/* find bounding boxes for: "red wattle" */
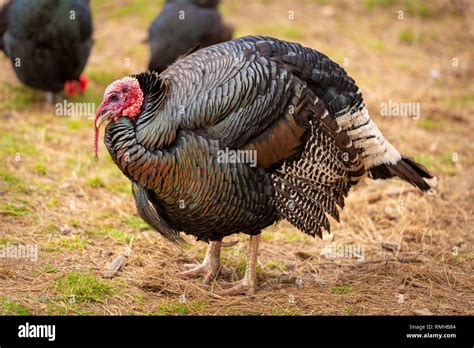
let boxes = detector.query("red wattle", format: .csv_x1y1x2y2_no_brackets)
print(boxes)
79,75,88,93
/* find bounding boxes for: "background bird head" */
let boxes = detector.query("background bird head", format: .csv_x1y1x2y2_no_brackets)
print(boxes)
64,75,89,96
93,76,144,159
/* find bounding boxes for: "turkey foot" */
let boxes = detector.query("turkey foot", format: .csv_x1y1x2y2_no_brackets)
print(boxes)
178,240,225,285
217,278,255,296
217,235,259,296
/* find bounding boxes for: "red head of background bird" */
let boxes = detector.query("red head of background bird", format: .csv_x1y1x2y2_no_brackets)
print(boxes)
93,77,144,159
64,75,89,96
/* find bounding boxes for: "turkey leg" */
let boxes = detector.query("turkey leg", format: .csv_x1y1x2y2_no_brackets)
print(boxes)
178,240,225,285
217,235,259,296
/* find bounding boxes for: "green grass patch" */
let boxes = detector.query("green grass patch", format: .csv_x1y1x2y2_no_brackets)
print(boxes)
46,197,59,208
133,294,145,307
442,95,474,108
45,302,97,315
105,0,163,21
45,303,68,315
0,203,30,217
452,252,472,263
68,219,81,228
93,169,130,193
41,224,57,234
236,260,264,278
68,119,86,131
84,228,107,237
115,181,132,194
363,0,436,18
58,235,88,251
0,133,38,158
281,27,304,40
264,260,287,272
32,162,48,176
68,86,104,107
35,182,53,193
0,169,28,192
307,0,332,4
363,0,397,10
0,82,40,110
85,226,132,244
219,1,241,17
40,264,60,274
255,25,304,40
88,67,134,87
107,229,133,244
53,272,116,303
272,307,299,315
403,0,435,18
126,216,149,230
43,131,58,142
0,298,32,315
41,245,61,252
367,40,386,51
33,263,60,276
330,284,353,295
279,229,307,242
152,300,208,315
87,176,106,188
399,29,415,45
414,153,457,175
0,236,13,245
99,211,114,219
0,169,22,184
418,118,436,129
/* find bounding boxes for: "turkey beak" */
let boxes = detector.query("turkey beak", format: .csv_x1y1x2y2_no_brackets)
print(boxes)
93,108,114,162
95,109,113,131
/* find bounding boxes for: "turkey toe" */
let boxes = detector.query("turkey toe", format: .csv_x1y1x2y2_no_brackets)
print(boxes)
217,281,255,296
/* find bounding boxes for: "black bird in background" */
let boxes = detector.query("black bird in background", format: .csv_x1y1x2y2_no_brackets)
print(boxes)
147,0,233,73
1,0,93,96
0,1,9,53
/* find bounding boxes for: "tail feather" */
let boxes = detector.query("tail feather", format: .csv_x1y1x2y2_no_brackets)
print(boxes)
132,182,185,245
271,95,365,238
369,155,434,192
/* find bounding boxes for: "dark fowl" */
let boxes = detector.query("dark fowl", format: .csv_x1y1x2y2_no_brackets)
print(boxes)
2,0,92,94
94,36,434,295
147,0,232,73
0,1,9,53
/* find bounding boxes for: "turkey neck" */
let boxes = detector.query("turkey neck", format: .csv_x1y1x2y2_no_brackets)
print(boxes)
135,74,178,151
104,75,178,193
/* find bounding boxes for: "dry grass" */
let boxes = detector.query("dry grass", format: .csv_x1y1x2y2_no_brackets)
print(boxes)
0,0,472,315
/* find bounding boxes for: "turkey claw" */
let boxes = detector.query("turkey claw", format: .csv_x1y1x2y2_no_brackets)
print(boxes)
217,280,255,296
178,262,229,285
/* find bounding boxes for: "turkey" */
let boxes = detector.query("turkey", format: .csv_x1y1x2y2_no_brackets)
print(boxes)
2,0,93,95
146,0,232,73
0,1,9,53
94,36,434,296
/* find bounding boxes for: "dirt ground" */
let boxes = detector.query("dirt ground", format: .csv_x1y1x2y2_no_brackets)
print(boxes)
0,0,472,315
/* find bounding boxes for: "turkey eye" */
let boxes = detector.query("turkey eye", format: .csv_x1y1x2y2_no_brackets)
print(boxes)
109,94,119,102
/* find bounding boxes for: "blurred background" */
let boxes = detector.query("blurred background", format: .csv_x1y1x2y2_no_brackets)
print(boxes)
0,0,472,315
